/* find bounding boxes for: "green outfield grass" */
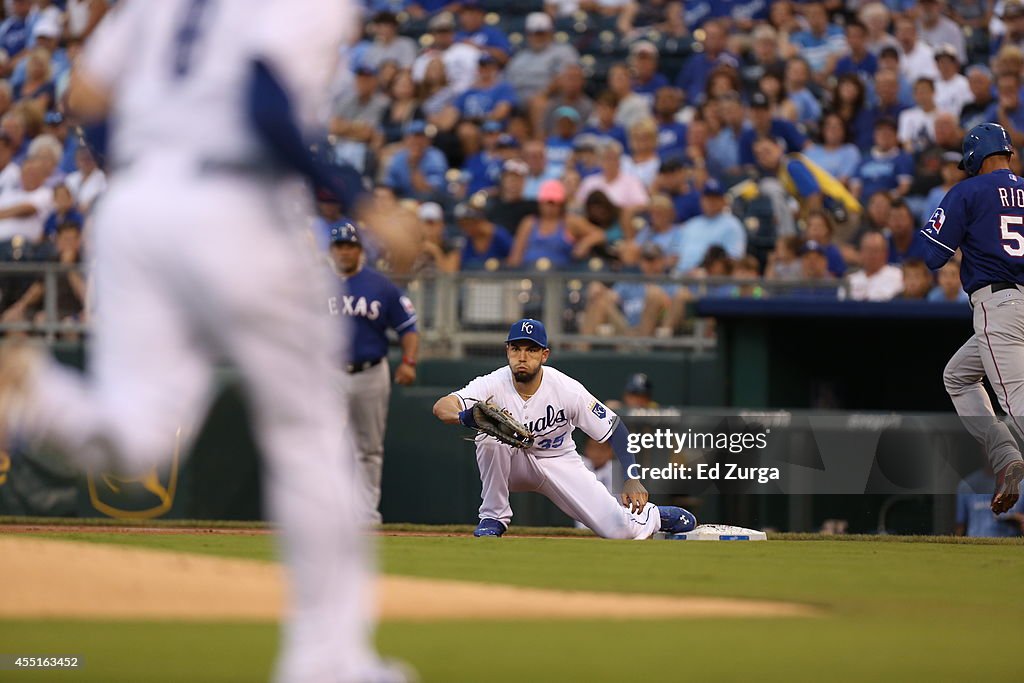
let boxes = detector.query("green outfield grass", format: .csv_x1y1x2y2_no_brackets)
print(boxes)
1,528,1022,682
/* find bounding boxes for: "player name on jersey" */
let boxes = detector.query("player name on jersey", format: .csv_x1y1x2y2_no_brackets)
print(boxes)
997,185,1024,208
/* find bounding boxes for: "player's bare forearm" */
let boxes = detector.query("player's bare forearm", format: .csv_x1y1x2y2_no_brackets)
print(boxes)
432,394,464,424
400,331,419,363
395,331,419,385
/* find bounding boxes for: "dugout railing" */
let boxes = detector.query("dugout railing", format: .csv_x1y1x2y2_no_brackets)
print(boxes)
0,263,851,352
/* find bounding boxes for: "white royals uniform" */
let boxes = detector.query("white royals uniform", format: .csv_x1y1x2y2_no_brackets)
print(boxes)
15,2,388,683
454,366,662,539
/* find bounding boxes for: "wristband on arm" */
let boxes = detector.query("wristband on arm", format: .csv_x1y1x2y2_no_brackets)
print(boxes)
608,419,636,473
458,406,478,429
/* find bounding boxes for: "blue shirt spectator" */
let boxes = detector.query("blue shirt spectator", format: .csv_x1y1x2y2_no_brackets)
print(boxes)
672,181,747,273
674,20,738,106
739,104,808,167
0,11,31,59
657,121,688,160
956,469,1024,537
835,52,878,83
805,143,861,184
683,0,730,29
788,5,847,75
455,203,514,269
384,121,449,198
455,78,518,121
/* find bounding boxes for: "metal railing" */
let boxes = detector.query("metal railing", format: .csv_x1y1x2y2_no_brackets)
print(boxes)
0,262,88,343
401,270,848,356
0,263,848,354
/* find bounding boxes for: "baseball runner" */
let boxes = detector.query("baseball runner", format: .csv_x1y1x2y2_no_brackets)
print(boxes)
432,318,696,538
0,2,411,682
328,222,418,525
921,122,1024,515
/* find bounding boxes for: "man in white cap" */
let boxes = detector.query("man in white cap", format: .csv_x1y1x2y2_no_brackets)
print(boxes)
506,11,578,103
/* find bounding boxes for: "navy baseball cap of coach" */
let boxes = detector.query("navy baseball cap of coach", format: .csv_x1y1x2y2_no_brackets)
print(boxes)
506,318,548,349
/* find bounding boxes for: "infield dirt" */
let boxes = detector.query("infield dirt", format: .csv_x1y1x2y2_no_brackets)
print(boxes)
0,536,816,621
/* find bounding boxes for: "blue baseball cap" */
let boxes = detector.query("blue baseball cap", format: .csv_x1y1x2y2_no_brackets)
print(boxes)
703,178,725,196
624,373,652,396
506,318,548,349
329,221,361,245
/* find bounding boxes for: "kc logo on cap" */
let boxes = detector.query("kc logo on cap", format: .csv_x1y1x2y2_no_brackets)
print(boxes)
506,318,548,348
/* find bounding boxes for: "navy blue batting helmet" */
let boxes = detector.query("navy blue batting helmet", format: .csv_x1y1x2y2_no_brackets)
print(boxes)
329,221,361,246
959,123,1014,176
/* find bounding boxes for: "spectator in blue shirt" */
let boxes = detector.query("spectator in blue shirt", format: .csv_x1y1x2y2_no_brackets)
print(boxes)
927,257,969,302
463,120,505,194
861,68,909,151
788,2,848,77
674,19,738,107
683,0,729,31
956,466,1024,537
384,121,449,199
0,0,33,61
452,200,514,270
804,209,847,277
652,157,701,223
445,54,517,125
783,57,822,128
672,179,746,274
834,21,878,84
652,87,687,160
850,118,913,201
580,91,630,150
985,71,1024,148
455,0,511,63
805,112,862,187
739,92,808,169
545,107,580,180
886,199,930,264
630,41,669,106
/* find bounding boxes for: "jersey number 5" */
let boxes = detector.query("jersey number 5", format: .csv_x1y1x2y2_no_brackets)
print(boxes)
1001,215,1024,257
173,0,214,79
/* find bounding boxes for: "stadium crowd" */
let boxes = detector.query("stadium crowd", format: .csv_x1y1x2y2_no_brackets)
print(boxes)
0,0,1010,337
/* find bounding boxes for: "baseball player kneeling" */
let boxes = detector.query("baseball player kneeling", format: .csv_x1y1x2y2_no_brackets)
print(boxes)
432,318,695,538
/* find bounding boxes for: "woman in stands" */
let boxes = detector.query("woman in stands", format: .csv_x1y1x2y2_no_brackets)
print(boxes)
620,118,660,188
509,179,603,269
379,70,425,148
805,111,862,188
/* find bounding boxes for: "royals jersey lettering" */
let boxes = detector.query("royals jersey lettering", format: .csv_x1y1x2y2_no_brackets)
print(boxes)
453,366,618,456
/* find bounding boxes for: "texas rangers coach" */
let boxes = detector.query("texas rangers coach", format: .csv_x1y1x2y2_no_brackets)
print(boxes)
328,222,418,524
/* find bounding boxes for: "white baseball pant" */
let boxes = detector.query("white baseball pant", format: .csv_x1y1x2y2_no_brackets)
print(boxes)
944,284,1024,475
475,440,661,539
17,161,380,683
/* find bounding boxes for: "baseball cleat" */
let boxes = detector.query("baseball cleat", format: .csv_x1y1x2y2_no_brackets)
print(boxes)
473,518,506,537
0,341,42,446
991,460,1024,515
658,506,697,534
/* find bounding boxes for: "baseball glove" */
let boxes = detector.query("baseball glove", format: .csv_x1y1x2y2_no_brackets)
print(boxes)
471,397,535,449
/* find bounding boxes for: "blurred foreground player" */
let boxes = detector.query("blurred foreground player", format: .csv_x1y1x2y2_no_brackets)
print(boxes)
920,122,1024,515
432,318,696,538
0,1,413,682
